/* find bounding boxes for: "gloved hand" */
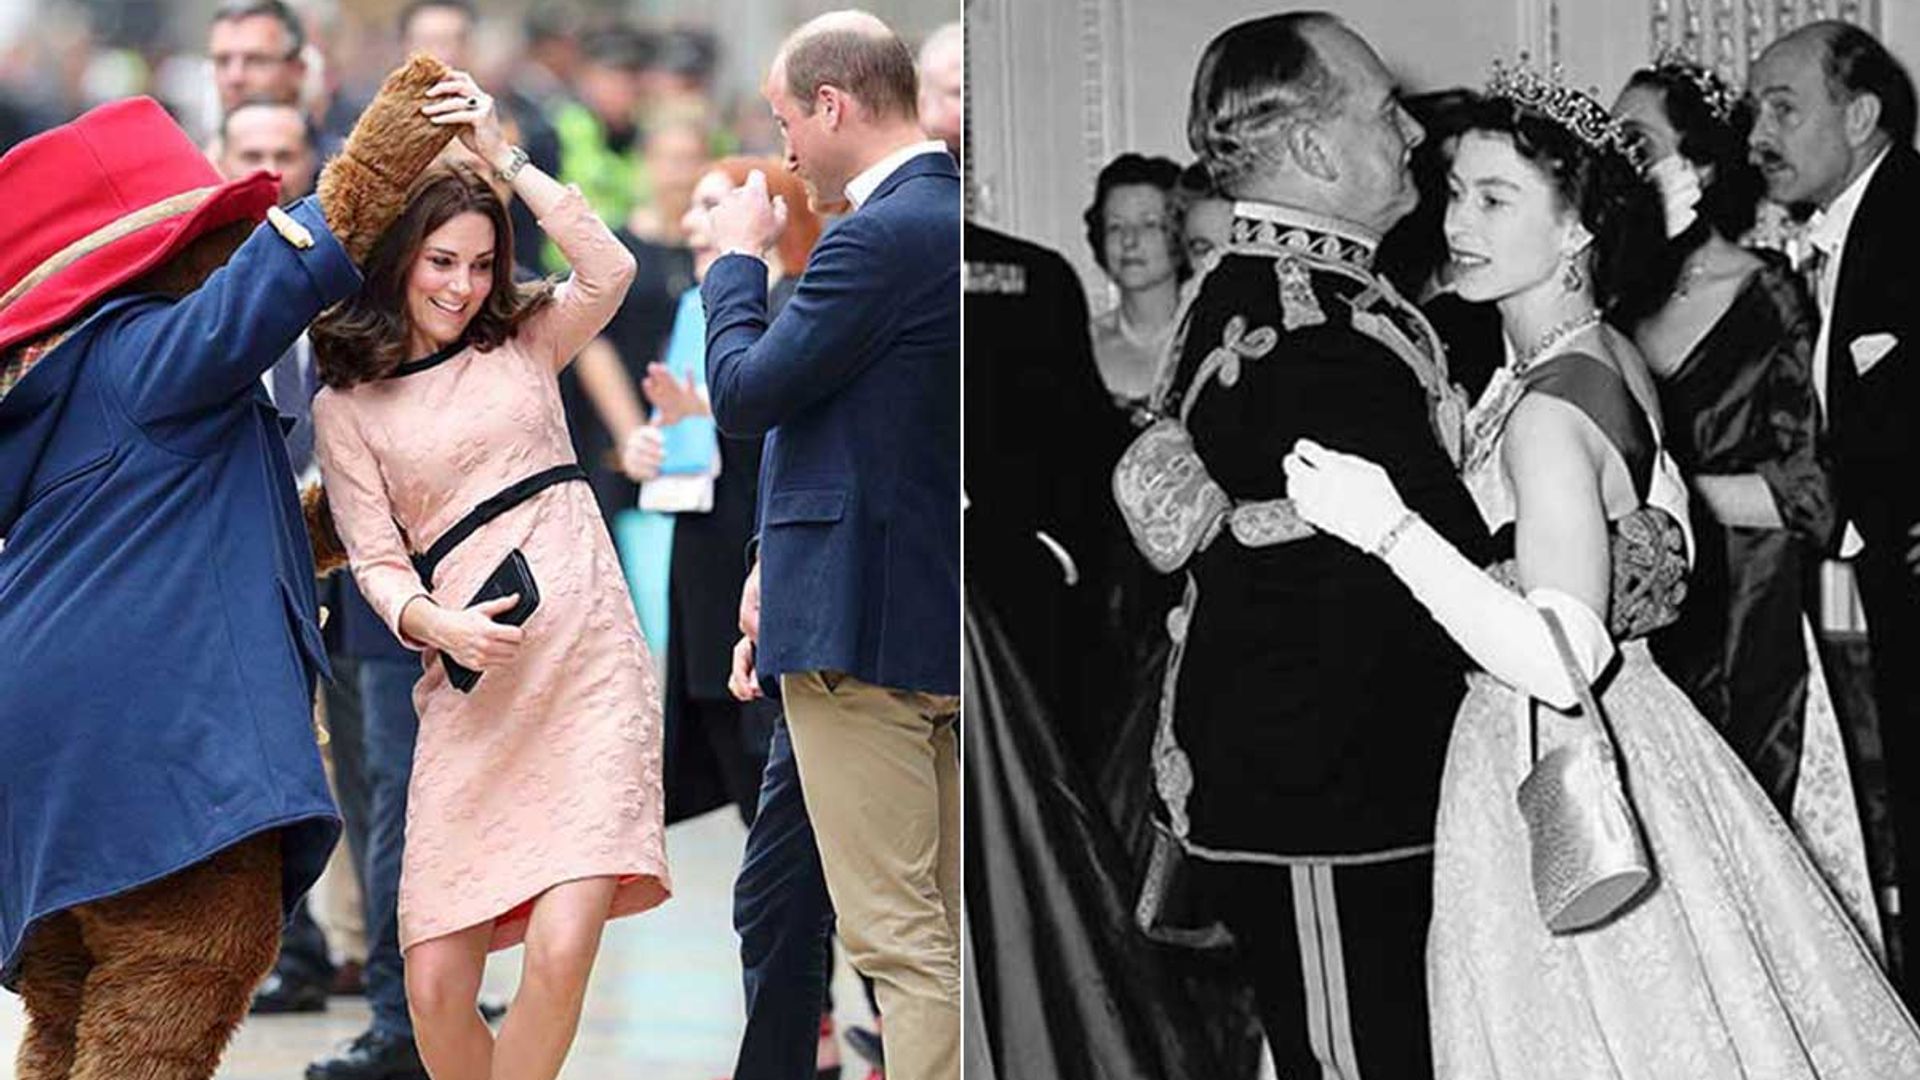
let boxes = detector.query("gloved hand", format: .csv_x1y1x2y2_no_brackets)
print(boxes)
1647,154,1702,240
1282,437,1411,553
1283,441,1614,707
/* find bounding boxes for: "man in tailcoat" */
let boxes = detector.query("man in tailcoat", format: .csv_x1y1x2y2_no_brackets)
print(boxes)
1752,21,1920,996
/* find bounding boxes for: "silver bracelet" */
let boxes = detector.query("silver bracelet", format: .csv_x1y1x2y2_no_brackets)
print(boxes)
1372,510,1421,559
494,145,529,184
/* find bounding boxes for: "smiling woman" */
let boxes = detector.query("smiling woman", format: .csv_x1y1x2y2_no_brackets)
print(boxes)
306,66,665,1080
312,165,551,388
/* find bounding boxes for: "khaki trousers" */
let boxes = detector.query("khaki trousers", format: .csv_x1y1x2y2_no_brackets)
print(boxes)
780,671,960,1080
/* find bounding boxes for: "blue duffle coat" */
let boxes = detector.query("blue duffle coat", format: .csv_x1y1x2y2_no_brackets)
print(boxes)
0,197,355,988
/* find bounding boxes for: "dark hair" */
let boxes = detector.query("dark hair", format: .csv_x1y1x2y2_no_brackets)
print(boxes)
580,25,653,72
398,0,474,39
312,165,554,389
1626,66,1764,241
1187,12,1344,193
655,28,717,81
1453,94,1665,316
1082,152,1188,280
781,25,919,123
219,96,316,150
1172,159,1221,217
1811,20,1918,147
211,0,305,56
524,4,581,47
1614,66,1766,322
1377,88,1481,296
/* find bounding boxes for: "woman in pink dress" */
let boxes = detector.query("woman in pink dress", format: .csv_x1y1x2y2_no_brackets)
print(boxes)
311,69,667,1079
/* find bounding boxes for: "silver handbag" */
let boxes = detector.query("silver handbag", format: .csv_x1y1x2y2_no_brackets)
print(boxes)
1515,608,1653,933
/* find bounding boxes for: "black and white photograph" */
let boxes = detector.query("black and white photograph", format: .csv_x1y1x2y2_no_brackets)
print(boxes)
965,1,1920,1076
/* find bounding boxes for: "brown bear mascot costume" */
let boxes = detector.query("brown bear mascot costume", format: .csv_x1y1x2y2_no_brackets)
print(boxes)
0,56,455,1080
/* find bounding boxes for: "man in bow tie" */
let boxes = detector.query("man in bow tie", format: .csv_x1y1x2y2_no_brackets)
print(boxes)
1751,20,1920,997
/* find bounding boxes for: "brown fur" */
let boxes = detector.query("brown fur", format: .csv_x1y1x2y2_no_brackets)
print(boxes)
15,833,282,1080
317,53,459,266
302,481,348,576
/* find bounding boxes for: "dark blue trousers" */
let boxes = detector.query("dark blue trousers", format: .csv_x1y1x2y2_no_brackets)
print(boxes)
326,652,420,1038
731,715,837,1080
357,656,420,1038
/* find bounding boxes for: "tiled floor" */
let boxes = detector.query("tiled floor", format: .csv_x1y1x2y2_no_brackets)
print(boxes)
0,810,874,1079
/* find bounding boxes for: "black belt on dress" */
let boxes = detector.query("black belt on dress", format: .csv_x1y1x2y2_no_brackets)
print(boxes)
410,463,587,590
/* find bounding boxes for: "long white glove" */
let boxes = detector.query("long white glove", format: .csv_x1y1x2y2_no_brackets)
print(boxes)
1284,439,1613,708
1647,154,1703,240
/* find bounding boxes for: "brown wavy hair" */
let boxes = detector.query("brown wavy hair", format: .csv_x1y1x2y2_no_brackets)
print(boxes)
313,163,553,388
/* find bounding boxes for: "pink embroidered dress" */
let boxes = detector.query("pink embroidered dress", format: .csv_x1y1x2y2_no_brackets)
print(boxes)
313,188,668,952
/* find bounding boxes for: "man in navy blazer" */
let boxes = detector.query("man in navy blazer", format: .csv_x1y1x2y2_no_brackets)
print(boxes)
704,11,960,1080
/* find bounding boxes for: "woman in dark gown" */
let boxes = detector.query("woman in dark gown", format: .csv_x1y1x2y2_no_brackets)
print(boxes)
965,576,1225,1080
1614,60,1838,805
1615,58,1879,950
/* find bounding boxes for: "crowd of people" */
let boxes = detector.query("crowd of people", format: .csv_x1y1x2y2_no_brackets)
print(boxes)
968,9,1920,1080
0,3,961,1080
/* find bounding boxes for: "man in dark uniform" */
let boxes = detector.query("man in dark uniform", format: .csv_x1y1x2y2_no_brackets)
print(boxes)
1113,15,1488,1077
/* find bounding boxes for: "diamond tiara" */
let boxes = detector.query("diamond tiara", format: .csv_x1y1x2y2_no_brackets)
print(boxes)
1486,56,1647,171
1650,46,1741,125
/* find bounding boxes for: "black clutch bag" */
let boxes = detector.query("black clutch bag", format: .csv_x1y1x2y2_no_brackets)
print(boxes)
443,548,540,693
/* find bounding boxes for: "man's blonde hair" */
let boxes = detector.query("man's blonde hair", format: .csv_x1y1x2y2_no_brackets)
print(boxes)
777,10,919,123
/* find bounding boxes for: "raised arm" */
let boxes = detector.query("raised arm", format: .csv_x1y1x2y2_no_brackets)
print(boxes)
424,69,636,373
109,198,359,424
112,54,457,425
519,186,636,371
702,212,907,437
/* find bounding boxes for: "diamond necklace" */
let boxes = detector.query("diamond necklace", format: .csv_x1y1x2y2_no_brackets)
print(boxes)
1513,310,1603,370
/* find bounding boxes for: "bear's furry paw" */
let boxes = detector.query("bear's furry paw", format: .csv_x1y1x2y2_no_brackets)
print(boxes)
301,482,349,577
317,53,457,265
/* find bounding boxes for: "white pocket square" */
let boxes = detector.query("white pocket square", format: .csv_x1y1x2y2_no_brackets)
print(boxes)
1850,333,1899,376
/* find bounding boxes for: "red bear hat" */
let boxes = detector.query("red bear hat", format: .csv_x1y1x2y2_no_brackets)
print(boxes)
0,97,280,354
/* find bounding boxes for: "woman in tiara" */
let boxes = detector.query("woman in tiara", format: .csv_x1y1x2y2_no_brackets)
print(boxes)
1285,63,1920,1074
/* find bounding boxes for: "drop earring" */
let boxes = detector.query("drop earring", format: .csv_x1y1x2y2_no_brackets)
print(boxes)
1562,256,1585,294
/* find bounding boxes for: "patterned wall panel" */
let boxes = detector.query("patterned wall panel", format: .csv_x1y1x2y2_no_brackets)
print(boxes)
1647,0,1880,81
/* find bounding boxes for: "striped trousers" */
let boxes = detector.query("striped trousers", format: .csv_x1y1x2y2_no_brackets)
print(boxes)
1213,851,1434,1080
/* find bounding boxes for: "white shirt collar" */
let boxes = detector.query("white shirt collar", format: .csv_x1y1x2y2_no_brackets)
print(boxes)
845,141,948,209
1808,144,1891,256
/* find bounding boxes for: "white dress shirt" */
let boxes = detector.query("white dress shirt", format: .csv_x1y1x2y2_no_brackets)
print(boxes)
844,140,950,210
1806,144,1890,419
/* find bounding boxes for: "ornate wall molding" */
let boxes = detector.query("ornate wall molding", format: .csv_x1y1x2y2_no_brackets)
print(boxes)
1648,0,1880,80
1080,0,1110,204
